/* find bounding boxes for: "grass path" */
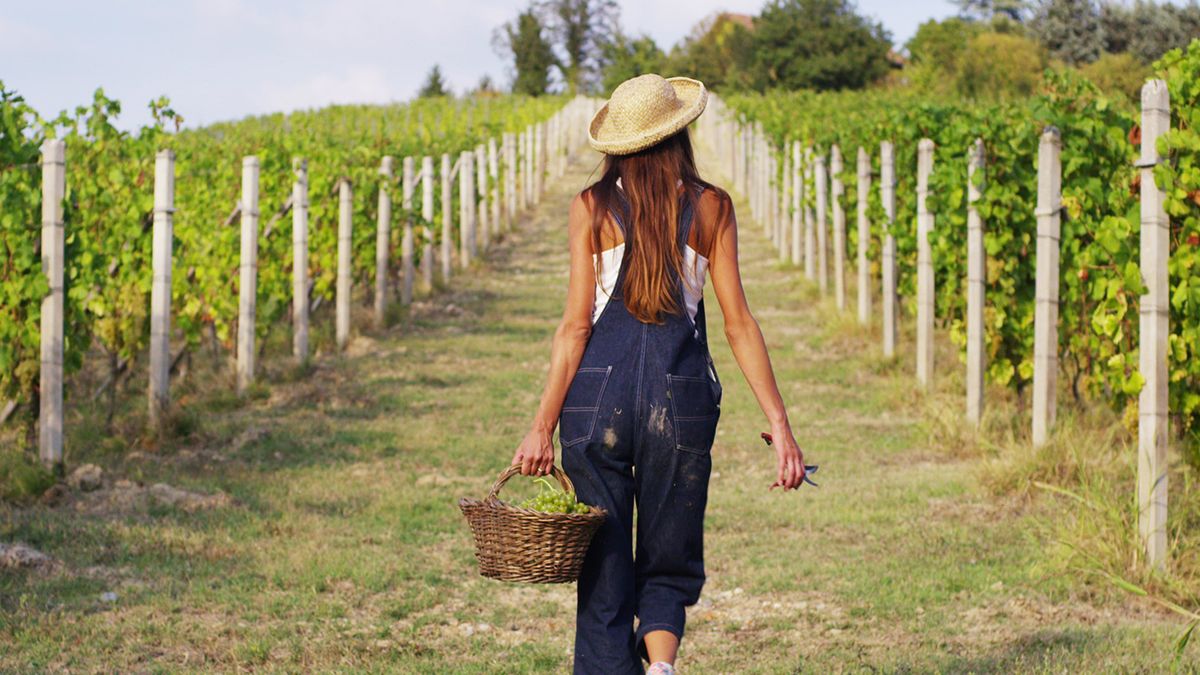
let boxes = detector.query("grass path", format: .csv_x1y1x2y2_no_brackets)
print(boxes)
1,145,1191,673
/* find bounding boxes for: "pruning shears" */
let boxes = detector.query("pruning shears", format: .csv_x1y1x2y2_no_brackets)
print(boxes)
760,432,819,488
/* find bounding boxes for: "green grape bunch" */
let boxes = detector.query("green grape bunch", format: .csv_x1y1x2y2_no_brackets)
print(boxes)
517,477,592,515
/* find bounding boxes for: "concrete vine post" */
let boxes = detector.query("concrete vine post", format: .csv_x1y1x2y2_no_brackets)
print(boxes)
1031,127,1062,447
39,139,66,466
816,152,829,294
292,159,309,361
880,142,897,358
440,153,453,282
375,156,394,325
966,139,986,425
422,156,434,289
148,149,175,429
236,156,260,394
856,147,871,325
1137,79,1170,571
831,145,846,311
336,178,353,350
916,139,936,388
401,156,415,305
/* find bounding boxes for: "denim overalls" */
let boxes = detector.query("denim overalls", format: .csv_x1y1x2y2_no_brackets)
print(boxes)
560,187,721,674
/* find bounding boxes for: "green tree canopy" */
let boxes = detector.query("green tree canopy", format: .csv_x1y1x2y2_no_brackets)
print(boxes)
543,0,619,94
601,32,667,93
418,65,449,98
903,17,985,95
1030,0,1105,65
494,6,558,95
956,30,1047,98
1100,1,1200,64
667,13,756,91
747,0,892,91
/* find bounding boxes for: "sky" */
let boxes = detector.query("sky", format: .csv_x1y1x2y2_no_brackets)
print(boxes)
1,0,959,130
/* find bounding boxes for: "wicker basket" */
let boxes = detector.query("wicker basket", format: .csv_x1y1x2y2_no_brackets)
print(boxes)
459,464,606,583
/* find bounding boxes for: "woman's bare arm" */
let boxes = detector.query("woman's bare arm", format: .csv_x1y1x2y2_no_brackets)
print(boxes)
511,193,597,476
702,190,807,490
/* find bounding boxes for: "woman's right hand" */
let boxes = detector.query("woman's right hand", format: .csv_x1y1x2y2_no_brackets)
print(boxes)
768,424,806,491
511,423,556,476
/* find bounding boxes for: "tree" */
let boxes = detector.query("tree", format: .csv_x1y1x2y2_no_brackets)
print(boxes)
747,0,892,91
667,13,756,91
1079,51,1151,99
903,17,985,94
601,32,666,93
1030,0,1104,65
473,75,501,98
1100,1,1200,64
493,6,558,95
953,0,1030,23
542,0,620,94
955,31,1047,98
418,65,449,98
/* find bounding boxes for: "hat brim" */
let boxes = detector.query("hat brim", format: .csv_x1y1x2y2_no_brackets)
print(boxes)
588,77,708,156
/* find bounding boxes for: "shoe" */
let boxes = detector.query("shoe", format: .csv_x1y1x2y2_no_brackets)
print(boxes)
647,663,676,675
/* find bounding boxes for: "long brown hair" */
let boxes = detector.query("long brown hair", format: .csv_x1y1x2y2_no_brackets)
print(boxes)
586,129,729,324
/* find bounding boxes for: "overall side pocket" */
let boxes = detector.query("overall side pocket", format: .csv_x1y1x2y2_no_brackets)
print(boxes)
666,373,721,455
559,366,612,448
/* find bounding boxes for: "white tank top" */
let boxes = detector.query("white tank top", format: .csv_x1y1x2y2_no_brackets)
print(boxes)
591,178,709,325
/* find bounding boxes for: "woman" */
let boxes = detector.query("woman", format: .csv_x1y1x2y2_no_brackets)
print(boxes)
511,74,809,675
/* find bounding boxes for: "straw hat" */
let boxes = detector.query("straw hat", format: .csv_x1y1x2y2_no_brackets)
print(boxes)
588,74,708,155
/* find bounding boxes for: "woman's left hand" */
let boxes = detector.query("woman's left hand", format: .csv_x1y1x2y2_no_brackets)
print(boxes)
767,424,806,491
512,424,556,476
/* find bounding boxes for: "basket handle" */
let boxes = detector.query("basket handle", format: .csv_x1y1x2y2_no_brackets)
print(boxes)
487,464,575,501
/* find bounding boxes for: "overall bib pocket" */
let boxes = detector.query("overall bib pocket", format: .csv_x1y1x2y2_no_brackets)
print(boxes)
666,373,721,455
559,366,613,448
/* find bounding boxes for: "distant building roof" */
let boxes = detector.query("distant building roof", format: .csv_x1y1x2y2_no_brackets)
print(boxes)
722,13,754,30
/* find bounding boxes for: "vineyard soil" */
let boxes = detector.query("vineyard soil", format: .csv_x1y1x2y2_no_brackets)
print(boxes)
0,145,1192,672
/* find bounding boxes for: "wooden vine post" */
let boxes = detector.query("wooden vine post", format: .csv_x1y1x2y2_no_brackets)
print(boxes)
880,141,897,358
792,141,802,265
780,147,791,258
831,145,846,311
815,152,829,294
505,132,516,229
401,156,415,305
534,124,545,204
475,145,489,251
1137,79,1170,571
421,156,435,288
966,139,986,425
460,150,475,266
856,147,871,325
236,156,260,394
336,178,353,350
916,139,936,387
489,138,500,237
148,149,175,428
804,147,816,281
1031,127,1062,447
517,129,528,213
39,139,66,467
375,156,394,325
292,158,309,361
440,153,453,282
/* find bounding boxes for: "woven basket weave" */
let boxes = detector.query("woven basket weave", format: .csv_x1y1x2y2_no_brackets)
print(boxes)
459,464,606,584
